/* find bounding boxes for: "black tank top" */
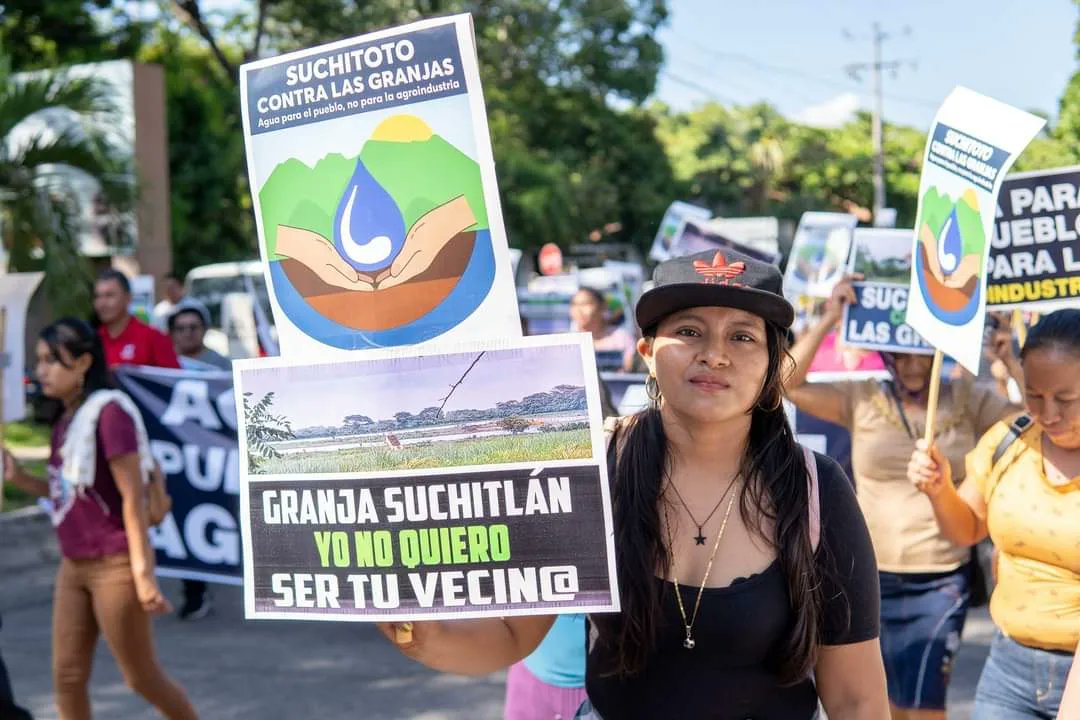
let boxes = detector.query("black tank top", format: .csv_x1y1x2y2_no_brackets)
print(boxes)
584,455,879,719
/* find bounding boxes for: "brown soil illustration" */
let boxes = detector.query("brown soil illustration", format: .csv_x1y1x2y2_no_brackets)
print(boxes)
916,240,978,312
281,231,476,330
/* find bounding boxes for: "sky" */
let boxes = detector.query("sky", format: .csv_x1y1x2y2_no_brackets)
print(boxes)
655,0,1078,130
241,344,586,428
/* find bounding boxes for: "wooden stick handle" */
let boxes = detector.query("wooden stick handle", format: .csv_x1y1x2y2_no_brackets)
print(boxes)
923,350,944,446
1012,308,1028,348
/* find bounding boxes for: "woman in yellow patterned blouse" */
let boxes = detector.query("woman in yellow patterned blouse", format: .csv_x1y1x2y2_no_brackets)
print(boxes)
909,308,1080,720
786,275,1022,720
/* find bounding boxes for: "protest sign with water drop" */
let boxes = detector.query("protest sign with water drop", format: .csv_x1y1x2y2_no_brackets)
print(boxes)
904,87,1044,374
240,15,520,355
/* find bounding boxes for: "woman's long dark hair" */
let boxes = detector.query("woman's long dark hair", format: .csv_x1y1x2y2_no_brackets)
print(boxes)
39,317,111,423
595,321,823,684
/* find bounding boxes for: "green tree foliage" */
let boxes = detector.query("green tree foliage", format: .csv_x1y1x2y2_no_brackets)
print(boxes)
164,0,676,254
9,0,1080,268
242,391,294,468
10,0,676,257
136,33,255,274
653,101,927,228
0,0,146,71
0,57,132,314
498,415,530,434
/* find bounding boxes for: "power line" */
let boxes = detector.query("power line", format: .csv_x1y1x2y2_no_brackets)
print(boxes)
670,56,824,106
668,32,939,111
661,70,740,106
844,22,919,224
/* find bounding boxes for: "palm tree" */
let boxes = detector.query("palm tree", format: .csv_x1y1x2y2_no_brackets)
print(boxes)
0,55,132,315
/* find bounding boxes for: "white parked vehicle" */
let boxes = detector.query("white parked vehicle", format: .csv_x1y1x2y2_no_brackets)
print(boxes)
184,261,277,358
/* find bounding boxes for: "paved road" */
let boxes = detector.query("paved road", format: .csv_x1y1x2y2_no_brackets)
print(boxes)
1,566,993,719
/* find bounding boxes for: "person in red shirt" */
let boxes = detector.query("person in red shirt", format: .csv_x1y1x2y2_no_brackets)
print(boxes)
94,270,181,370
94,269,211,620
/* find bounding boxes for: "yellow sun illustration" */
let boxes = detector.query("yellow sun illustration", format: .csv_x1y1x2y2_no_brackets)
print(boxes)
370,114,434,142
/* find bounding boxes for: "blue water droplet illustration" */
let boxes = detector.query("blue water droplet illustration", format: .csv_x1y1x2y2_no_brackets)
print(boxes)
333,160,406,272
936,206,963,276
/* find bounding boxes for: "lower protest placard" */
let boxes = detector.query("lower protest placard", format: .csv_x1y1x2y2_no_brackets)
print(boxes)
114,366,242,584
234,333,618,621
842,282,933,354
842,227,933,355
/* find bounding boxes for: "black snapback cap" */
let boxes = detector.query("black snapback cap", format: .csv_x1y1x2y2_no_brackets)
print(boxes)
636,249,795,331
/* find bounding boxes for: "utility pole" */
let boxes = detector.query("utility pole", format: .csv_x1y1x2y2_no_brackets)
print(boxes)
845,24,912,226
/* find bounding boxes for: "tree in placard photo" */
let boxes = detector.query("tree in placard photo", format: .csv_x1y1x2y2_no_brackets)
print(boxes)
498,416,531,435
243,391,294,470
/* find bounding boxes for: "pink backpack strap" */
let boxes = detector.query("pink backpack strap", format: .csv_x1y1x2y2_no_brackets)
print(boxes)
801,445,821,551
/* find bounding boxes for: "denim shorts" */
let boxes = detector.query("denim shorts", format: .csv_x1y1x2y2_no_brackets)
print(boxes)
974,631,1073,719
879,565,971,710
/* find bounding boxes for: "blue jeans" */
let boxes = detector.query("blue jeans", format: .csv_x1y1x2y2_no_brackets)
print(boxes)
974,631,1073,719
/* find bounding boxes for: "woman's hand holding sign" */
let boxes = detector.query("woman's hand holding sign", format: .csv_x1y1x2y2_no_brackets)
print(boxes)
907,439,988,548
823,273,864,325
377,615,555,675
908,439,952,498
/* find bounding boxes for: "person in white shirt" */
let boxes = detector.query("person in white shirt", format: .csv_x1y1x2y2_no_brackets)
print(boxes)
151,273,186,331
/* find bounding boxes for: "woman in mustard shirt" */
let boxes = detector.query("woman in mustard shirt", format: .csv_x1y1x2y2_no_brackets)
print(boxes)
909,309,1080,720
786,276,1021,720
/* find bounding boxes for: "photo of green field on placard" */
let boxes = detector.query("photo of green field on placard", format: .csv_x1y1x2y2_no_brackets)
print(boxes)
255,425,590,475
239,343,594,475
849,230,914,283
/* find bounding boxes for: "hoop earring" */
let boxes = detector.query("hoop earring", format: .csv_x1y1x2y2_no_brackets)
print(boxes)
645,374,662,403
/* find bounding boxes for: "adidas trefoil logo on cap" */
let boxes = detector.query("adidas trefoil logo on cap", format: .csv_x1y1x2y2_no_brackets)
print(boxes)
693,252,747,286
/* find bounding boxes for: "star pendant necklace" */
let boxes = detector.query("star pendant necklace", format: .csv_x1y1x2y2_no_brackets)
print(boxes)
665,474,738,545
663,478,740,650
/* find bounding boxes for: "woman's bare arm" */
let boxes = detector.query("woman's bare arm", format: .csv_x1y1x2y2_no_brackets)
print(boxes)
111,452,171,614
815,638,890,719
908,440,988,547
2,449,49,497
784,276,860,426
376,614,555,675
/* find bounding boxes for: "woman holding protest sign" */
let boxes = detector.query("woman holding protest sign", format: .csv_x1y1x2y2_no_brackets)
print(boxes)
908,308,1079,720
380,249,888,719
1,318,197,720
784,274,1022,720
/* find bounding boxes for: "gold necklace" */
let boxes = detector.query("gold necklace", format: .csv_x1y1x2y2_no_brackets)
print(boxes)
663,480,740,649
